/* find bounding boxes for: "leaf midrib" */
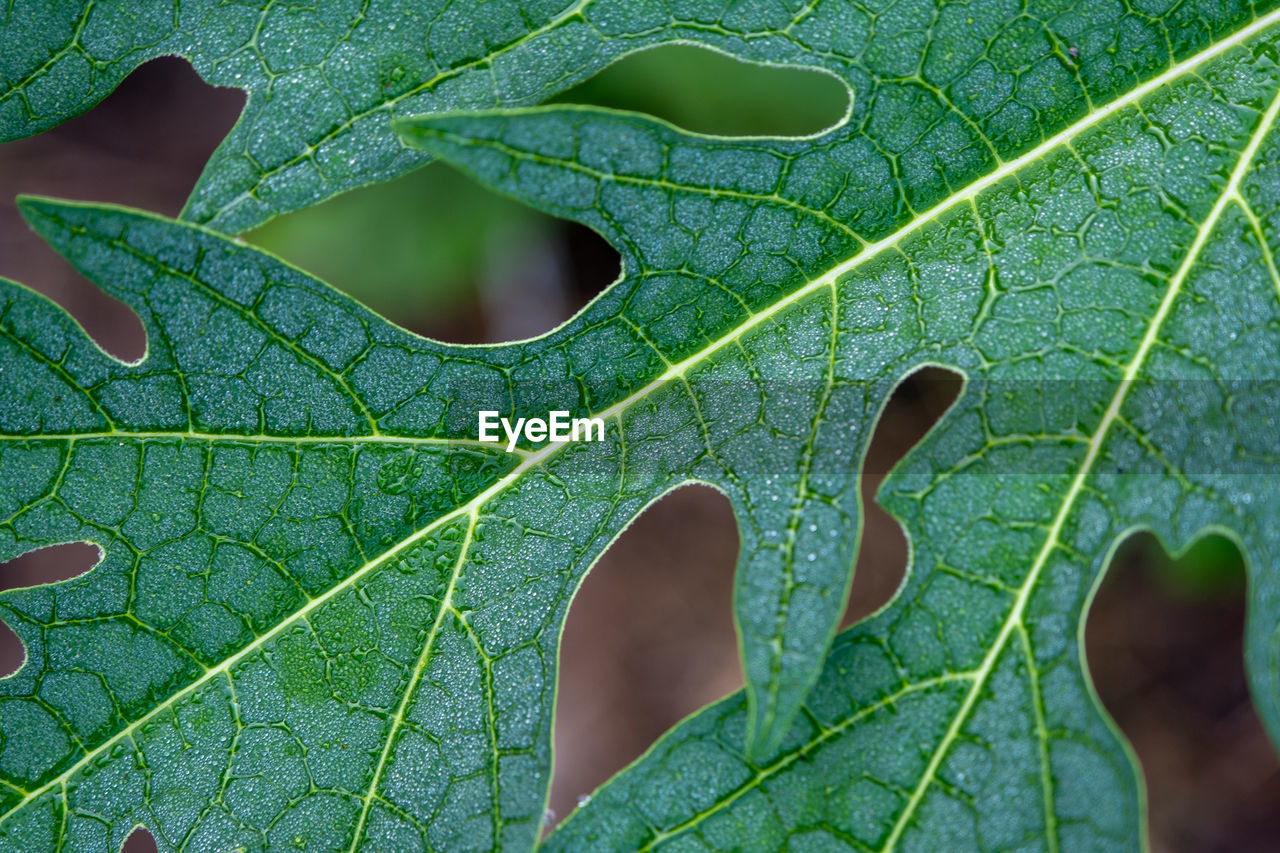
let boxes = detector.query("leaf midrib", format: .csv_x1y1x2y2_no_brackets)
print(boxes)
631,673,974,853
567,60,1280,853
347,511,480,851
0,431,523,455
4,8,1277,831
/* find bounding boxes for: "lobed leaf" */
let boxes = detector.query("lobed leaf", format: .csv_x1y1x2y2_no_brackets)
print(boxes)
1,1,1280,852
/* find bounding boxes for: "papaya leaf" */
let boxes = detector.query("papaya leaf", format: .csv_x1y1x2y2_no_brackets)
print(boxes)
2,2,1280,853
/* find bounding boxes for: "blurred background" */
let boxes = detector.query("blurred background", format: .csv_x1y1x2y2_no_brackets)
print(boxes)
0,51,1276,852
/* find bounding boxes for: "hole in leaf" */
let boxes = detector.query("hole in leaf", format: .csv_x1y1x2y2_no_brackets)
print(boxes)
1086,532,1280,850
0,543,102,677
553,44,850,137
550,484,740,828
121,825,158,853
0,56,243,363
0,542,101,591
247,167,618,344
0,622,19,681
844,365,963,627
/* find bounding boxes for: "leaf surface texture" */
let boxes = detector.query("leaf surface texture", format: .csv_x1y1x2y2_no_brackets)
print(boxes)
0,2,1279,852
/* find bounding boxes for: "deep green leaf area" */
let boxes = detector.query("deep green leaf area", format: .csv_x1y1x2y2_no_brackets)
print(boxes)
1,8,1280,853
0,0,1266,232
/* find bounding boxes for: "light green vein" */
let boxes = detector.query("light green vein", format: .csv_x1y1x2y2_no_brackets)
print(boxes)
204,0,593,219
348,511,478,851
0,430,527,456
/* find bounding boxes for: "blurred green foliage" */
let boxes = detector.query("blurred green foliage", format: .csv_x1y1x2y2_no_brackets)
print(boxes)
248,165,545,334
553,44,849,137
1150,535,1247,600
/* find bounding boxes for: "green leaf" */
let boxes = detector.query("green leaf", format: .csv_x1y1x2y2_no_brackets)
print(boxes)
3,4,1280,853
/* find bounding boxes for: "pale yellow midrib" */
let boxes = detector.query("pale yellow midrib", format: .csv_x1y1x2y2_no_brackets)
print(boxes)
4,7,1278,828
635,673,975,852
878,70,1280,853
0,430,525,456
